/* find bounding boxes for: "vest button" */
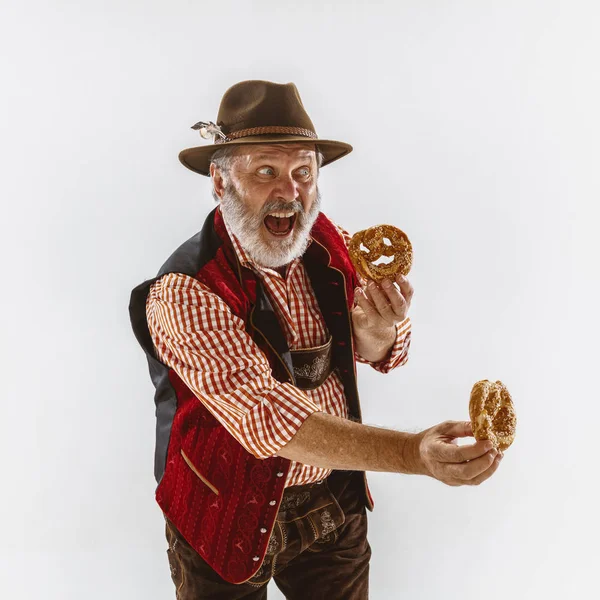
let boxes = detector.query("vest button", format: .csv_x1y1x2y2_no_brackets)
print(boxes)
260,528,267,533
269,500,276,506
253,556,260,561
276,472,284,477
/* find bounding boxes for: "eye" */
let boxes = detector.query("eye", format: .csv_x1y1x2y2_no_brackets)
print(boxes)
257,166,275,176
297,167,311,177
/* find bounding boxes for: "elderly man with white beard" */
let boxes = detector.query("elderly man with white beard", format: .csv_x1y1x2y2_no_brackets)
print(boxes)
128,80,503,600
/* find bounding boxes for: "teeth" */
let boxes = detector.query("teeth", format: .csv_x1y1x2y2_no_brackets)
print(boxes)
267,211,295,218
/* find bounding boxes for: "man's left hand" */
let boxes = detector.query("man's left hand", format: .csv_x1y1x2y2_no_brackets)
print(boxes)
351,273,414,362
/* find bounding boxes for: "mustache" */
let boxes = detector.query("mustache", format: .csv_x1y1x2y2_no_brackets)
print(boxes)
259,199,304,218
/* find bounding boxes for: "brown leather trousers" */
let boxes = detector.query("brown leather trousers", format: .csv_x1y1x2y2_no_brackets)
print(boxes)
164,469,371,599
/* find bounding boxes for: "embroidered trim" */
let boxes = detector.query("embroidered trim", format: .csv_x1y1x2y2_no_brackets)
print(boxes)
319,509,336,536
266,530,279,555
278,491,311,512
293,354,329,383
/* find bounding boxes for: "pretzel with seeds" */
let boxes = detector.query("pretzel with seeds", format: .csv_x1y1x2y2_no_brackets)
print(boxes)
469,380,517,451
348,224,413,282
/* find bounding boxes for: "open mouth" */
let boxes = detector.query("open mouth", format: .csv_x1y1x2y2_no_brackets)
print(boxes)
263,211,297,237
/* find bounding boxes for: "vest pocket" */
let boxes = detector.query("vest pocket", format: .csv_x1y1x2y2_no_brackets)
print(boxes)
180,448,220,495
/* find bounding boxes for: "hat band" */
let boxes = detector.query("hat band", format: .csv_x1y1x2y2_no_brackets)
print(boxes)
216,125,318,143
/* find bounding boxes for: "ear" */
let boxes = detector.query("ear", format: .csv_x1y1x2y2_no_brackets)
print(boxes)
210,163,225,200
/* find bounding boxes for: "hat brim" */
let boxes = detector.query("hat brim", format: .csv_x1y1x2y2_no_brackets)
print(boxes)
178,135,353,176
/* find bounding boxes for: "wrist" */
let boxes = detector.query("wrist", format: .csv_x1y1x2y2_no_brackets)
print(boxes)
401,432,430,476
354,325,396,362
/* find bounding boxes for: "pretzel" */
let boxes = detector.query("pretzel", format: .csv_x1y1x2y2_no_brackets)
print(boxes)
348,224,413,282
469,380,516,452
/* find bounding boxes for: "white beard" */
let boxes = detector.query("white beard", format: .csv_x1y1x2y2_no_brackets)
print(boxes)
218,182,322,269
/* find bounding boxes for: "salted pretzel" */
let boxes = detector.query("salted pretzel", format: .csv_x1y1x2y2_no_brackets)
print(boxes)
348,224,413,282
469,380,516,452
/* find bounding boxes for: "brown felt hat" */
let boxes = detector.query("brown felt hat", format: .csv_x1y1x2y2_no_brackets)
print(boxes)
178,80,353,176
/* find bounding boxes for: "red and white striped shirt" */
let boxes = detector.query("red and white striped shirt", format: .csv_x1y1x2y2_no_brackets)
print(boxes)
146,209,412,487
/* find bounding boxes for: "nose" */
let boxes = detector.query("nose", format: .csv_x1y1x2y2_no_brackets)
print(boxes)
274,173,300,203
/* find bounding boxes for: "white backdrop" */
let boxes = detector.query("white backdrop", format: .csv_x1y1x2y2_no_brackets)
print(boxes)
2,1,598,598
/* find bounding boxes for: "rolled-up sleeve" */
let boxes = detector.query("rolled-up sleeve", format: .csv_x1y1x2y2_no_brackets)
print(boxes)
355,316,412,373
146,272,322,460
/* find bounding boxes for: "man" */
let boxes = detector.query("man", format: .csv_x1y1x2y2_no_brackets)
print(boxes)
128,80,503,599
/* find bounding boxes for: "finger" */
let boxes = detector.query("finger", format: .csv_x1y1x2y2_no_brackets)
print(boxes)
447,448,499,482
366,281,396,323
431,421,493,463
354,287,379,322
464,451,503,485
356,271,368,288
380,278,407,316
395,274,414,299
436,439,495,463
435,420,476,439
363,283,375,304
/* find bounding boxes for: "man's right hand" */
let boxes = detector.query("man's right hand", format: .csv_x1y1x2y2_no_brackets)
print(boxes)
408,420,503,486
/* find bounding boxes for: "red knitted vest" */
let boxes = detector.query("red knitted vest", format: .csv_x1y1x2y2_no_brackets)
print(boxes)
129,207,374,584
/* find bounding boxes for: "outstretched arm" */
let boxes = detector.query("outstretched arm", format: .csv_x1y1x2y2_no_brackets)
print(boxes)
278,413,503,486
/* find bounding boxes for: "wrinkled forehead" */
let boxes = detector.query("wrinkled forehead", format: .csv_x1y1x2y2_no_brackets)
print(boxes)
234,143,317,162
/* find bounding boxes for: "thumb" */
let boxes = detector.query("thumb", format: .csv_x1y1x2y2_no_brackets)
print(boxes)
436,420,473,439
